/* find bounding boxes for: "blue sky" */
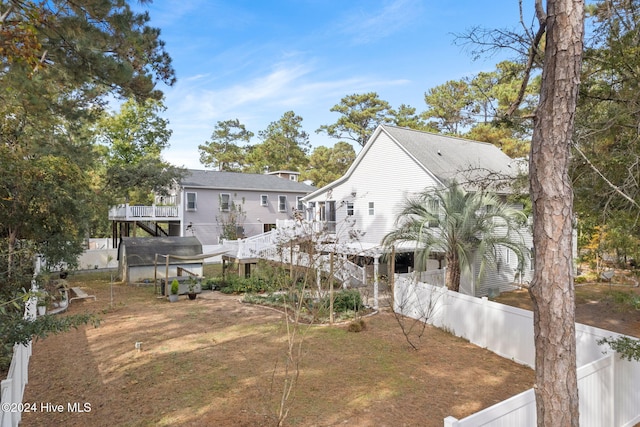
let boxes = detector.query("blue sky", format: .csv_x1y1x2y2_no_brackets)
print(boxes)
139,0,530,169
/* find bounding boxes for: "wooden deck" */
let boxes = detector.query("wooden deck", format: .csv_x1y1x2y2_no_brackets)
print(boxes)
108,203,180,221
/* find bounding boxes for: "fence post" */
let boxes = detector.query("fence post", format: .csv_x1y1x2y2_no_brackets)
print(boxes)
443,415,459,427
481,296,489,350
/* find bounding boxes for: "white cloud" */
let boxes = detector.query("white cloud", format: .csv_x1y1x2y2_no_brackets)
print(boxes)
335,0,423,45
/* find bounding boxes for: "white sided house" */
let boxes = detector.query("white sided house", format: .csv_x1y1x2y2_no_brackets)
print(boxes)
303,125,533,297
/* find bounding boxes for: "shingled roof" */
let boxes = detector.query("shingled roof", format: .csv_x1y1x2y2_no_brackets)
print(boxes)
382,125,522,190
305,125,525,199
181,170,316,193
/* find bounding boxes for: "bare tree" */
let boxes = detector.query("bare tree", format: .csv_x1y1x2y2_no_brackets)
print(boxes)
528,0,584,425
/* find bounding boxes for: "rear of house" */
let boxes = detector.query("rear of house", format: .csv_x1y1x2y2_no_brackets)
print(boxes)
180,170,315,245
303,125,533,297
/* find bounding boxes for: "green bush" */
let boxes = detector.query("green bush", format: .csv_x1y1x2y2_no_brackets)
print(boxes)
322,289,363,313
219,275,279,294
575,276,587,284
201,276,226,290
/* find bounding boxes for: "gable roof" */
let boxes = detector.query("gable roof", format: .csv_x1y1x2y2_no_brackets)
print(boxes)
383,126,522,190
181,170,315,193
305,125,523,199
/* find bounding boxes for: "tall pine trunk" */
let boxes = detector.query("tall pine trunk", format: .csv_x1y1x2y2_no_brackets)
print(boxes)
529,0,583,425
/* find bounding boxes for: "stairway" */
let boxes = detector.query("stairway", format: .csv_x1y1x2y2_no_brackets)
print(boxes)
227,225,367,287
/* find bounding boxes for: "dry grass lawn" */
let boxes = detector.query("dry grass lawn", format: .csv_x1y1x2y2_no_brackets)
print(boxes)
19,271,535,427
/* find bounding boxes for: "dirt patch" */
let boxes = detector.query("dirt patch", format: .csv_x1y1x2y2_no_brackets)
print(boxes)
20,273,534,426
494,282,640,338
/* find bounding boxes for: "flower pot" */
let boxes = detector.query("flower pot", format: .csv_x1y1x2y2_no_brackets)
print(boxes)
168,294,179,303
188,293,197,300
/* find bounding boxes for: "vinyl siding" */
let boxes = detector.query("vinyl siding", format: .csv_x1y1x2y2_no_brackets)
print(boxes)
307,132,439,246
182,188,306,244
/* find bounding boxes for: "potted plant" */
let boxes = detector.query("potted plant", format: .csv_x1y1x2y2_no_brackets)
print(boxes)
36,291,49,315
169,279,179,302
187,276,198,300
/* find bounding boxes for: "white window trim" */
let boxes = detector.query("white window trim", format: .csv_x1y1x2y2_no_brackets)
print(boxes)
347,201,354,216
296,196,304,211
186,192,197,211
278,195,287,212
260,194,268,207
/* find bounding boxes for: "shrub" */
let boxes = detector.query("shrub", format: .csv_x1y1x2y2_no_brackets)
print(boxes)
347,319,366,332
315,290,363,313
170,279,179,295
201,276,226,290
331,289,363,312
219,275,279,294
574,276,587,284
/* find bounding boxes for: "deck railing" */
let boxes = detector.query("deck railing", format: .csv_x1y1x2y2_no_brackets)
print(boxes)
108,203,180,220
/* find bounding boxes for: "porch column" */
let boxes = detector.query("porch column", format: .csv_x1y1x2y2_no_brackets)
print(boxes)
373,256,379,310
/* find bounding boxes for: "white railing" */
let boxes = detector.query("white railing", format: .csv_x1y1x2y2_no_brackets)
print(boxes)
225,224,367,287
108,203,180,220
392,276,640,426
398,269,446,288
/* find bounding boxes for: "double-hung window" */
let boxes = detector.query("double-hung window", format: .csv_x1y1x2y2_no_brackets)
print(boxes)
261,194,268,207
278,195,287,212
346,202,354,216
186,192,197,211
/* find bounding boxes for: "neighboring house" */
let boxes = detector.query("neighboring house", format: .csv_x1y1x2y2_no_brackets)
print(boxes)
109,170,316,247
266,170,301,182
179,170,315,245
302,125,533,297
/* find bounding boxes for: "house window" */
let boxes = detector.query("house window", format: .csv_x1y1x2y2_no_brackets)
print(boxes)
220,193,230,211
289,175,298,181
296,196,304,211
261,194,268,207
186,192,197,210
307,202,316,221
505,248,511,265
428,198,440,227
278,195,287,212
347,202,354,216
327,201,336,233
368,202,375,215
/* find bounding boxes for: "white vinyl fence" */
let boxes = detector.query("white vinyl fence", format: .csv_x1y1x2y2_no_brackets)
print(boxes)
393,275,640,427
0,297,37,427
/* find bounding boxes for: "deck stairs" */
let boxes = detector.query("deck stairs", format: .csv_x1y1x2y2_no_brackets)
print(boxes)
223,222,366,287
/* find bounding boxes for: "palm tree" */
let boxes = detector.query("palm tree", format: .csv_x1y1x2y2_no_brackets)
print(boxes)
382,183,528,292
